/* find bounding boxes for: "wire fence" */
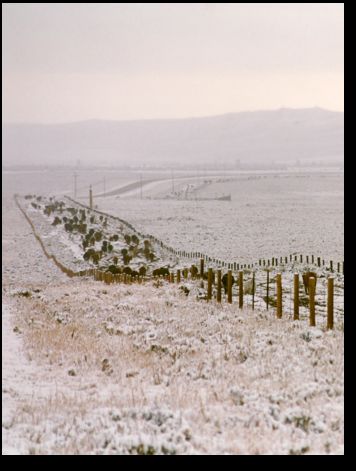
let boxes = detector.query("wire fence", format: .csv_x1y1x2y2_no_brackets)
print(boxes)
16,194,344,332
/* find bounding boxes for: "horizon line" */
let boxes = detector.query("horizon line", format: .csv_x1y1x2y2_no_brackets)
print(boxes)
3,106,344,127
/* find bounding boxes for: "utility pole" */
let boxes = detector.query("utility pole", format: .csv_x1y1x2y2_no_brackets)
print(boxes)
89,185,93,209
73,172,77,198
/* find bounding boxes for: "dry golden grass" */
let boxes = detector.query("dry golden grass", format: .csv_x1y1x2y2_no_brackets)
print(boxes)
5,278,344,455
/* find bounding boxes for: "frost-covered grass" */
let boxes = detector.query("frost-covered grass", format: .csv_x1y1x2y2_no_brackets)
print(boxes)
2,171,344,455
5,279,344,455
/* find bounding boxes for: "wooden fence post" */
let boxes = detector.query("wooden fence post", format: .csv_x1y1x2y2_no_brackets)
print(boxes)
330,261,333,272
309,277,316,326
317,257,321,267
207,268,213,301
177,269,181,283
276,273,282,318
227,270,232,304
266,270,269,310
217,269,222,303
294,273,299,320
327,277,334,330
238,270,243,309
337,262,340,273
306,255,309,264
252,272,255,310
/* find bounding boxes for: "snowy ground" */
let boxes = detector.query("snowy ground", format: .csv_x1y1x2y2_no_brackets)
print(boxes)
17,194,345,323
2,278,345,455
2,168,344,455
97,171,344,263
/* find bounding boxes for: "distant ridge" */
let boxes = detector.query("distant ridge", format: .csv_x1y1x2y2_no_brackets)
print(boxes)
3,108,344,166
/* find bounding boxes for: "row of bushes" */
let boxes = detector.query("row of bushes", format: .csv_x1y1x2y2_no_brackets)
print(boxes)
106,265,147,277
35,196,161,271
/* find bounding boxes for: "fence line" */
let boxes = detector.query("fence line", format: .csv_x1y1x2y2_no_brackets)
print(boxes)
64,196,344,277
16,195,342,331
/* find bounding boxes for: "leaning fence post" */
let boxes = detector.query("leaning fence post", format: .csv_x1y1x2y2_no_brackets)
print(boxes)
238,270,243,309
294,273,299,320
276,273,282,318
207,268,213,301
227,270,232,304
309,277,316,326
217,269,222,303
327,277,334,330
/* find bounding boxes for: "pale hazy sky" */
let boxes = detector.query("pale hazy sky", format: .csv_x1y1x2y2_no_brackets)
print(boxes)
2,3,344,123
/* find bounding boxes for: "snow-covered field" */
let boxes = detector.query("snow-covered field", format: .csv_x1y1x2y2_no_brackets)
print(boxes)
2,168,344,454
97,170,344,263
16,193,345,324
3,278,344,455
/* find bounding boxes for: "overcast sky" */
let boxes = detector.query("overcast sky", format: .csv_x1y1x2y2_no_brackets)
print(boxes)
2,3,344,123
